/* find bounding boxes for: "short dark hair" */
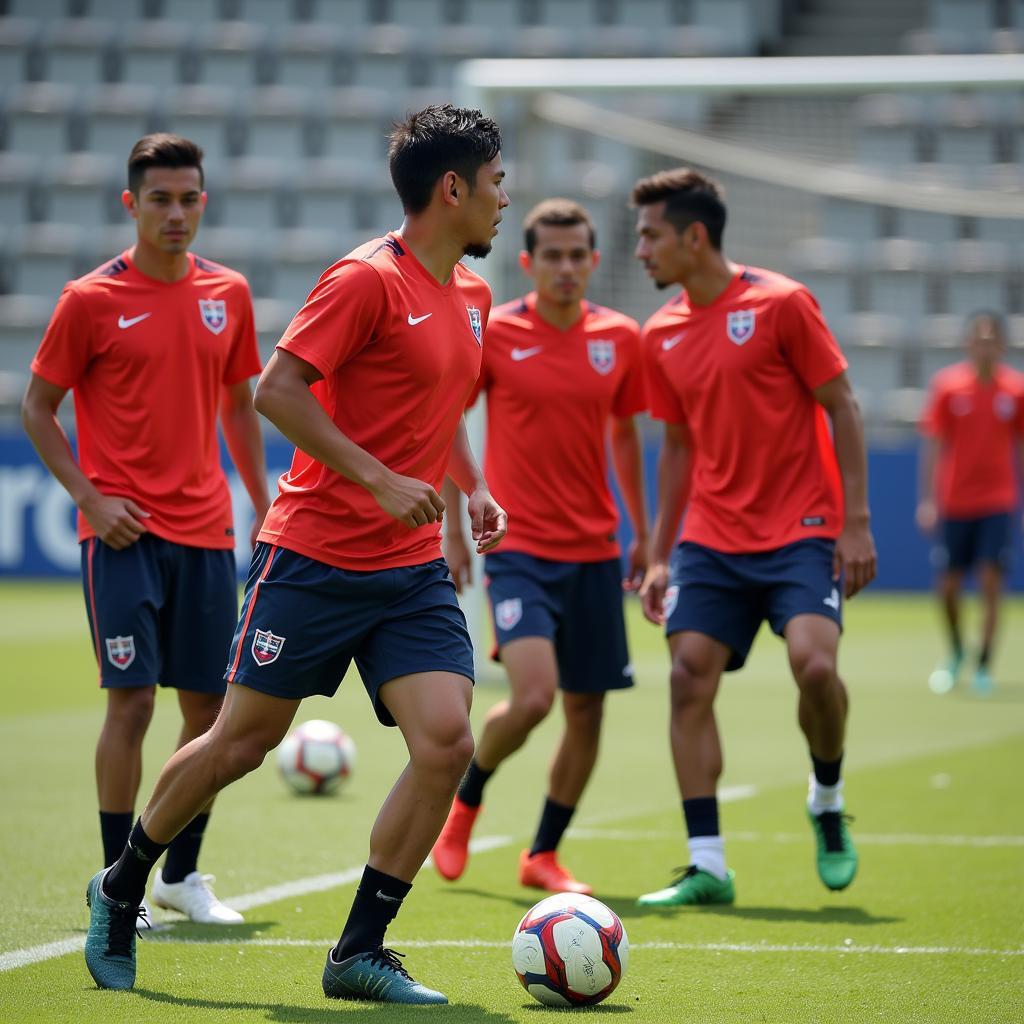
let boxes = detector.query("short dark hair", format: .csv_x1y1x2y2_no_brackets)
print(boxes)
388,104,502,215
966,310,1007,343
127,133,204,194
523,198,596,253
630,168,726,250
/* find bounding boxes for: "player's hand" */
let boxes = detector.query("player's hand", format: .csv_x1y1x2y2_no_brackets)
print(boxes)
915,500,938,535
371,472,445,529
833,518,877,598
79,494,150,550
249,502,271,548
622,536,648,592
468,487,507,554
639,561,670,625
443,531,473,593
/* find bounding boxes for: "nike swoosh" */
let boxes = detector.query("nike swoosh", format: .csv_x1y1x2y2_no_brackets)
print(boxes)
118,313,152,329
661,333,685,351
407,313,432,326
510,346,543,361
375,889,402,903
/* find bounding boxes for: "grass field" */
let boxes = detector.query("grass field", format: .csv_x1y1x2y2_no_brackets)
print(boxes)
1,582,1022,1023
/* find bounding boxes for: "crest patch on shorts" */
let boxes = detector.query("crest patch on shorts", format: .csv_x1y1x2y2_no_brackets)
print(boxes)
663,585,680,620
105,635,136,671
252,629,285,666
494,598,523,631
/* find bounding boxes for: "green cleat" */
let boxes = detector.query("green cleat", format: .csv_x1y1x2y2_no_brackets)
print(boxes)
322,947,448,1004
636,865,735,907
807,809,858,891
971,665,995,696
84,869,145,991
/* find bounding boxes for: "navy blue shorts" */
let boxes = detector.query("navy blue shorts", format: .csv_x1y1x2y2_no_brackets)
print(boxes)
936,513,1012,572
225,543,474,727
484,551,633,694
81,534,237,692
665,539,843,672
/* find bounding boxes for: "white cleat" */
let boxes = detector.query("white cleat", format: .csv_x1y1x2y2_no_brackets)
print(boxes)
151,870,244,925
138,897,166,932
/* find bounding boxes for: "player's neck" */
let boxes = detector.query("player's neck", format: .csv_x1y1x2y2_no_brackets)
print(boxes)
533,293,584,331
679,256,740,307
973,361,997,383
396,219,462,286
130,241,192,283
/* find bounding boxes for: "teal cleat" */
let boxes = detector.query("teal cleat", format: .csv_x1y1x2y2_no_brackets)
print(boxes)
84,869,145,990
971,665,995,696
636,865,735,907
322,947,448,1004
807,809,858,891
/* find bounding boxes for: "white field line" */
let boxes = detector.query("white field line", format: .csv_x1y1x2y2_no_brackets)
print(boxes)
142,937,1024,958
568,828,1024,848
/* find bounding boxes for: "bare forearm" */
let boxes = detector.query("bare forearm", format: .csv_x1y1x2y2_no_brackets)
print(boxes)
919,438,938,505
651,443,690,564
831,398,870,523
22,402,99,508
610,419,648,544
442,477,464,538
446,418,487,496
221,404,270,513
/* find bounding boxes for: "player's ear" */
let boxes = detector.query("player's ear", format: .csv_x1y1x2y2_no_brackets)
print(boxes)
200,190,208,209
441,171,460,208
121,189,138,217
591,249,601,270
518,249,532,274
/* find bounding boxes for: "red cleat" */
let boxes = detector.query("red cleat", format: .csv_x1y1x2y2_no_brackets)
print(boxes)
431,797,480,881
518,849,593,895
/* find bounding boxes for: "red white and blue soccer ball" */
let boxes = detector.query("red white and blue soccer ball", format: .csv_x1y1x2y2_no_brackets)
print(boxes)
511,892,629,1007
276,719,356,795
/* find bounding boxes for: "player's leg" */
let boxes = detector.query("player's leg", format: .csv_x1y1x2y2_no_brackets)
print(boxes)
929,518,969,693
971,513,1010,694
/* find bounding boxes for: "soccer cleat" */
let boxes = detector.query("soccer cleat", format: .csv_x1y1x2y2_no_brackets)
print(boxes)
322,947,448,1004
807,809,858,891
84,868,145,990
518,849,593,895
431,797,480,881
152,870,243,924
928,652,962,694
971,665,995,696
636,865,735,907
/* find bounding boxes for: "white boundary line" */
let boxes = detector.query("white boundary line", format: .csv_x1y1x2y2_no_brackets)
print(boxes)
568,828,1024,848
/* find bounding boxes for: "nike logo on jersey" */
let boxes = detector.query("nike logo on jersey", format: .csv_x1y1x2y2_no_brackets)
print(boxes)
118,313,151,329
824,587,840,611
510,346,543,361
661,333,685,351
407,312,433,326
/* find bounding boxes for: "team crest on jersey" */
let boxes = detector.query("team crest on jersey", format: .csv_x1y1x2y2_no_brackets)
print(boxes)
251,629,285,666
587,339,616,375
105,635,136,671
494,598,522,631
466,306,483,344
199,299,227,335
726,309,756,345
663,585,680,620
994,392,1017,421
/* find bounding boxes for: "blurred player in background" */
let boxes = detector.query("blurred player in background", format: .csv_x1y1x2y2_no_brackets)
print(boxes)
22,134,269,926
633,169,876,907
82,105,508,1006
432,199,648,895
917,312,1024,696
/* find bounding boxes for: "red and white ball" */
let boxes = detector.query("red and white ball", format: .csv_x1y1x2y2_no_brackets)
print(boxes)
511,892,629,1007
276,719,356,795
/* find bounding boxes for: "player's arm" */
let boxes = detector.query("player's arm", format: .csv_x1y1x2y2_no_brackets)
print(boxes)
220,379,271,546
447,416,507,555
916,435,940,534
441,477,472,592
253,348,444,529
1017,438,1024,535
638,421,692,625
609,415,649,592
814,371,877,597
21,373,149,549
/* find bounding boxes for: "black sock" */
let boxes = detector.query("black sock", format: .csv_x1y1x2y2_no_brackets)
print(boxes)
161,813,210,884
103,819,169,906
333,866,412,962
979,644,991,668
529,798,575,856
682,797,719,838
950,628,963,660
99,811,134,869
456,759,493,808
812,754,843,788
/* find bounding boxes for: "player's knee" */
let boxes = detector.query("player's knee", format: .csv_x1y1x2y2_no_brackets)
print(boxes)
793,651,837,694
106,689,156,741
565,696,604,739
669,660,715,713
215,733,274,785
414,720,475,785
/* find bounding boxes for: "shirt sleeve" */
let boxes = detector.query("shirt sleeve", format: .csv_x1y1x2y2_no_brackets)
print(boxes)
918,378,948,437
222,281,263,386
277,261,387,379
644,332,687,425
778,287,848,391
612,326,647,418
30,286,93,389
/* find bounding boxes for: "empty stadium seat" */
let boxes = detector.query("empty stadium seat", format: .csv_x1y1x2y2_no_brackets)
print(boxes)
866,239,934,322
789,237,858,320
0,294,55,377
118,20,192,89
856,94,924,166
39,18,117,86
11,222,85,299
0,154,40,228
0,18,38,87
942,239,1011,318
209,158,287,232
195,21,271,89
239,86,308,159
161,86,239,162
44,153,121,226
1,83,75,156
273,23,347,91
83,85,157,158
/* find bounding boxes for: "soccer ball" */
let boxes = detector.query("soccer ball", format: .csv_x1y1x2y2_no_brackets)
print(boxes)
511,892,629,1007
276,719,356,795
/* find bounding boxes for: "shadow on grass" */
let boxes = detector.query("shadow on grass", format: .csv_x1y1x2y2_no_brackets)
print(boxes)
439,887,539,912
148,920,278,941
601,899,901,926
522,1001,632,1013
950,682,1024,703
134,987,516,1021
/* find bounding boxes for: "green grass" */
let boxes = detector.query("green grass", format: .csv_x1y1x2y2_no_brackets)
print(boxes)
1,583,1022,1022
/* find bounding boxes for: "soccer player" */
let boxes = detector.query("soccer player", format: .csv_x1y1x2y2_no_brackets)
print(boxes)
917,312,1024,695
22,134,269,926
81,104,508,1005
432,199,648,895
632,169,876,907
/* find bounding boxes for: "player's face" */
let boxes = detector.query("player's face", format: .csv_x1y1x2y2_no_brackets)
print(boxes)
967,318,1004,370
521,222,598,307
462,155,509,259
634,202,693,289
123,167,206,255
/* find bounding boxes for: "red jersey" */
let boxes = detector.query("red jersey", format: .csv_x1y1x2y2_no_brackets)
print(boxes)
258,233,491,570
919,361,1024,517
475,293,645,561
643,266,847,554
31,250,261,549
